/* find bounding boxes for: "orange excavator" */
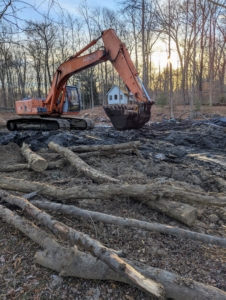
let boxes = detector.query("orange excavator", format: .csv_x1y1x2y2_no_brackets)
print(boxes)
7,29,154,132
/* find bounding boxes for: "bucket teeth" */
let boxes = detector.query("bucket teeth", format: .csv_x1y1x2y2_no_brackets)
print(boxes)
104,102,153,131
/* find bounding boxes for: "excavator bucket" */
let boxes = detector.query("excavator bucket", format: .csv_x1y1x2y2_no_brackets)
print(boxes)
104,102,154,131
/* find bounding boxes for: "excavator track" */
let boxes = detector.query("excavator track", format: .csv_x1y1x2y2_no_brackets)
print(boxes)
7,117,94,131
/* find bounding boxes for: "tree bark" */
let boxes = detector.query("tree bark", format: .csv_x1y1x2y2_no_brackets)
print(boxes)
78,149,136,158
0,190,164,298
48,142,119,184
0,204,225,300
0,164,28,171
1,176,226,207
145,198,197,226
0,159,66,172
31,200,226,248
21,143,48,172
68,141,140,152
0,177,197,226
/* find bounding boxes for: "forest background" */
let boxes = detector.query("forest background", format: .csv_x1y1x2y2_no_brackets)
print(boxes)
0,0,225,119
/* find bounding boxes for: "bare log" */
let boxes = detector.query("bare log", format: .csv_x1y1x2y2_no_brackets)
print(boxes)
0,177,197,226
0,190,164,298
1,176,226,207
78,149,135,158
0,205,226,300
47,158,66,169
145,198,197,226
0,159,66,172
31,200,226,248
1,204,225,300
0,164,28,171
48,142,119,184
21,143,48,172
68,141,140,152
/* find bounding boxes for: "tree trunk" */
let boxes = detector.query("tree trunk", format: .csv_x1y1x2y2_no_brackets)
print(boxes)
68,141,140,152
31,200,226,248
0,190,164,298
48,142,119,183
0,204,225,300
0,176,226,207
0,159,66,172
21,143,48,172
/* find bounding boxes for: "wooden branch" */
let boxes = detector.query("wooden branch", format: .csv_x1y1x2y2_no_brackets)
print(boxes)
68,141,140,152
0,190,164,298
1,204,225,300
1,176,226,207
21,143,48,172
207,0,226,8
48,142,120,183
31,200,226,248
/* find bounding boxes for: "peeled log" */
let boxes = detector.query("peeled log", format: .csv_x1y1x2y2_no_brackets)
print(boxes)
48,142,119,184
31,200,226,248
0,176,197,224
1,176,226,207
1,204,225,300
0,164,28,172
0,190,164,298
21,143,48,172
0,159,66,172
68,141,140,152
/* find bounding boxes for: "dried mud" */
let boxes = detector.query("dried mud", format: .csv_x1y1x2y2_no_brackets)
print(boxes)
0,116,226,299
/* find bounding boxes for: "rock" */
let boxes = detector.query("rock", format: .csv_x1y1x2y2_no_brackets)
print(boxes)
156,249,168,257
155,153,167,161
50,275,63,287
85,287,100,300
221,214,226,222
208,214,219,223
83,113,90,118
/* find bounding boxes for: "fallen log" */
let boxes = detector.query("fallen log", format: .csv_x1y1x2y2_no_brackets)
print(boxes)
68,141,140,152
1,176,226,207
21,143,48,172
0,177,197,226
146,198,197,226
31,200,226,248
0,204,225,300
48,142,119,184
47,158,66,169
0,164,28,172
78,148,135,158
0,159,66,172
0,190,164,298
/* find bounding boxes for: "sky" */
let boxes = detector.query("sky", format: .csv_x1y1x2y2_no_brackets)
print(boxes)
9,0,116,22
3,0,179,70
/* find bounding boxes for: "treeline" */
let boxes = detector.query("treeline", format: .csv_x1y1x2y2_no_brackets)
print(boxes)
0,0,225,114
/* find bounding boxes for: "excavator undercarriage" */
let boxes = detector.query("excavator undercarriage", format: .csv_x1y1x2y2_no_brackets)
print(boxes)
7,117,94,131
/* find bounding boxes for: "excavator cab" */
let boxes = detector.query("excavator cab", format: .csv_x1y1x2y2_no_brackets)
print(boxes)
62,86,81,113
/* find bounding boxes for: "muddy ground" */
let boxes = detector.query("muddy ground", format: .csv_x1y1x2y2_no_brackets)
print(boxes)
0,108,226,299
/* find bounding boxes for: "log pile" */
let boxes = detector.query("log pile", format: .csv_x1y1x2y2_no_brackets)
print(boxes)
0,141,226,299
